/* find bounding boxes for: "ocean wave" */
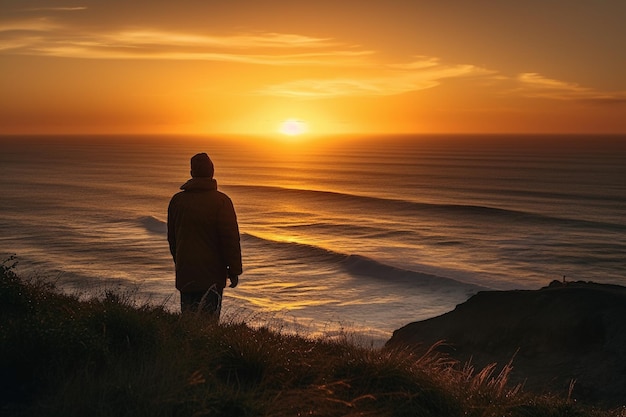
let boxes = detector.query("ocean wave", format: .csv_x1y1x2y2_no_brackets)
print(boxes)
278,222,415,241
229,184,626,231
241,233,482,292
139,216,167,234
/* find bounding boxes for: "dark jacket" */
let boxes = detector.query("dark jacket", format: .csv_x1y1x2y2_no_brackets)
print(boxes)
167,178,242,292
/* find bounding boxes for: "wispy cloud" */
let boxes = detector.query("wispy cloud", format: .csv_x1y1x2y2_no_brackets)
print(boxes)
20,7,88,12
517,73,626,104
25,46,372,66
258,78,431,98
0,17,59,32
258,57,496,98
262,68,626,102
0,22,372,65
95,31,342,50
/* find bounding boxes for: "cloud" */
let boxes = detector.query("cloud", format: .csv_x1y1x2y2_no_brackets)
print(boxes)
517,73,626,104
20,7,88,12
258,57,496,98
95,31,343,50
258,78,434,98
0,17,59,32
0,18,372,65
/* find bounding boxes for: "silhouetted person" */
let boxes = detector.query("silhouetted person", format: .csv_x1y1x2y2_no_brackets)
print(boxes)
167,153,242,317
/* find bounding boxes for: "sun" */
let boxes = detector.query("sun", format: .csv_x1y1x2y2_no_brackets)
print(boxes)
279,119,308,136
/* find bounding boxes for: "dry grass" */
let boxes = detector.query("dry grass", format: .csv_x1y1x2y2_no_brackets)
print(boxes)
2,257,623,417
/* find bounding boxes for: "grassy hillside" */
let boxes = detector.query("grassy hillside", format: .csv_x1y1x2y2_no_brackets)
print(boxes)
1,257,622,417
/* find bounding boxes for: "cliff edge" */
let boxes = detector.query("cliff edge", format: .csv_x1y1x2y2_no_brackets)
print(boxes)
386,281,626,407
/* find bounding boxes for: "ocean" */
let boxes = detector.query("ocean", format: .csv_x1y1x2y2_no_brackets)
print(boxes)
1,134,625,345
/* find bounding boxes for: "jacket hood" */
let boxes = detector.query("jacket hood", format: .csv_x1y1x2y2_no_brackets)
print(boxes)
180,177,218,191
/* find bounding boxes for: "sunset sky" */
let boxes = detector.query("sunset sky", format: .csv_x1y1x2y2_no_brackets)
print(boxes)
1,0,625,136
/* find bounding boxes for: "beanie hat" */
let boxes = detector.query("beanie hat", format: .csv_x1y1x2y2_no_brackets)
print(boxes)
190,153,214,178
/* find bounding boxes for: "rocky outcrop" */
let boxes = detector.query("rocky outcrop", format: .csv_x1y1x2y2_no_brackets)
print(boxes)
386,281,626,407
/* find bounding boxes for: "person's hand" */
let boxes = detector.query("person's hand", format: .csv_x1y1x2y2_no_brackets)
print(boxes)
228,275,239,288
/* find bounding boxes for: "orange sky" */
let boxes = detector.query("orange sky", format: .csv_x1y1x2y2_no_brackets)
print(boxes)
1,1,625,136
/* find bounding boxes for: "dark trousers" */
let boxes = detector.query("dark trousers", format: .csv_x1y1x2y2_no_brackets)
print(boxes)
180,287,223,317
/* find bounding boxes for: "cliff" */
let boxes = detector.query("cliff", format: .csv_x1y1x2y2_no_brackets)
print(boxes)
386,281,626,407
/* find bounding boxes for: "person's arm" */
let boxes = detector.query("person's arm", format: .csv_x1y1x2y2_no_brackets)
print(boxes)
218,197,243,278
167,199,177,260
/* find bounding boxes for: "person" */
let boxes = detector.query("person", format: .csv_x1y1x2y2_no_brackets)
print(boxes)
167,152,242,317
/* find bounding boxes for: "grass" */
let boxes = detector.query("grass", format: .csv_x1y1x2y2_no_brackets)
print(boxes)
1,257,624,417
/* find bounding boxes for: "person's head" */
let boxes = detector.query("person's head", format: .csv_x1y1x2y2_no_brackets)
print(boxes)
190,153,214,178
